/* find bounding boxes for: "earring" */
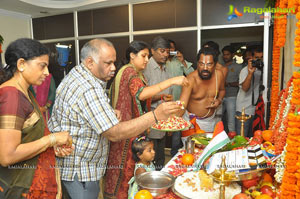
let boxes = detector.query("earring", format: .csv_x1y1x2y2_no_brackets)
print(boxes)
19,68,24,72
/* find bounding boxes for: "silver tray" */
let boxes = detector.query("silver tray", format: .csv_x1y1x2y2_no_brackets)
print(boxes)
171,185,190,199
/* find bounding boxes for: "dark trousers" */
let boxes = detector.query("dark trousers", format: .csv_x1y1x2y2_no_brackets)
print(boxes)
62,174,100,199
171,131,183,157
152,136,166,171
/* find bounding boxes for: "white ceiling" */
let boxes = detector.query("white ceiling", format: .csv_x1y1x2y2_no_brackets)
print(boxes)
0,0,160,18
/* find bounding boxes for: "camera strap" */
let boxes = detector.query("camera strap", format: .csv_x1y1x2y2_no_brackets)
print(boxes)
251,70,263,106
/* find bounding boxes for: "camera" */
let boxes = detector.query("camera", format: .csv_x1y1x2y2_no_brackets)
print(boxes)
169,51,177,56
251,59,264,70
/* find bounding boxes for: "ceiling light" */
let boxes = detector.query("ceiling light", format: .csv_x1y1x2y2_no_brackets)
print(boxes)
19,0,107,9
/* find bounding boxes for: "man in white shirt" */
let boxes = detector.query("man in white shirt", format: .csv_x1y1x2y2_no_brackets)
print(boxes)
236,47,263,137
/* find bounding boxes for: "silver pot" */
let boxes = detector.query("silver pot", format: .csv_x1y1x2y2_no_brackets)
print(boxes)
136,171,175,197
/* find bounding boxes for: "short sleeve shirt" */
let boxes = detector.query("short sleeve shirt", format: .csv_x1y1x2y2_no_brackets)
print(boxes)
143,57,171,139
48,64,119,181
236,66,261,115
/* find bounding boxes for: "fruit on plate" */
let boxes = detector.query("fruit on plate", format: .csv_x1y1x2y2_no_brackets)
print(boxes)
261,172,273,183
254,130,262,137
259,181,273,188
228,131,237,139
242,177,259,189
251,190,262,198
182,153,195,165
255,194,273,199
262,130,273,142
232,193,250,199
260,185,275,198
134,190,153,199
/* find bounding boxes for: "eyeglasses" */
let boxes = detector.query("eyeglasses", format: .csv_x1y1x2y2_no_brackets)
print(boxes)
198,62,214,68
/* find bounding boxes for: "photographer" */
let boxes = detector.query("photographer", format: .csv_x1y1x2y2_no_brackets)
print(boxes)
235,46,263,137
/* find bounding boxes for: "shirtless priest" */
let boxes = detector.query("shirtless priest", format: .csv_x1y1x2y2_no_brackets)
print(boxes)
179,47,225,133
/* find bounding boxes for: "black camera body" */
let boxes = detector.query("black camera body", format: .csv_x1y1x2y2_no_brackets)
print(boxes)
251,59,264,70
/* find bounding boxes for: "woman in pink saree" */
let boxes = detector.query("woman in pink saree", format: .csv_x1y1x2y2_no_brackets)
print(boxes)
32,73,56,120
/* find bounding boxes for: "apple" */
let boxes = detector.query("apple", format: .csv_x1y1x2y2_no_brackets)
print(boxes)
232,193,249,199
254,130,262,137
242,177,259,189
228,131,237,139
260,185,275,198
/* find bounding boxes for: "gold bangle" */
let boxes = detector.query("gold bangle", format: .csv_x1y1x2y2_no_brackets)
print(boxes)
49,134,56,147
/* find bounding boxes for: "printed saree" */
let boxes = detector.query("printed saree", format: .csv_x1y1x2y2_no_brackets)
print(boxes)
0,87,59,199
32,74,56,120
104,64,151,199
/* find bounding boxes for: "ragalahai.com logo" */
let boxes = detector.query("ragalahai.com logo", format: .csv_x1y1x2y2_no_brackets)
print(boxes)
227,5,243,21
227,4,295,21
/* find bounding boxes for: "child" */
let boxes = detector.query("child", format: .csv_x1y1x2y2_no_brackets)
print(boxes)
128,136,156,199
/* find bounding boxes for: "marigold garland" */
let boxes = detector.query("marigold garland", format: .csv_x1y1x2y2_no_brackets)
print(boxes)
280,71,300,199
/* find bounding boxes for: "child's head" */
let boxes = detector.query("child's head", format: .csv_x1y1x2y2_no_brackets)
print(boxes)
132,135,155,162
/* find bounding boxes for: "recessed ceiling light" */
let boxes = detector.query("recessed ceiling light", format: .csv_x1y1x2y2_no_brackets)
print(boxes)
19,0,107,9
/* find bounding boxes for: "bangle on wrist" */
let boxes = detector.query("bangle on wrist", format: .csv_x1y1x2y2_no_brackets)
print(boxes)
160,94,164,102
152,110,158,124
49,134,56,147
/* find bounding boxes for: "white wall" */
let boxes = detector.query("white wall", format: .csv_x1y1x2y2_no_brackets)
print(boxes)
0,9,31,64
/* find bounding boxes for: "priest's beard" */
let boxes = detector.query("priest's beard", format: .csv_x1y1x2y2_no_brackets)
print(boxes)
198,69,212,80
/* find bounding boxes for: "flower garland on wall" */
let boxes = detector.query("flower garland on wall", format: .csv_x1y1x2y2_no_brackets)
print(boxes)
269,0,287,125
271,78,294,155
280,71,300,199
269,1,300,198
295,9,300,67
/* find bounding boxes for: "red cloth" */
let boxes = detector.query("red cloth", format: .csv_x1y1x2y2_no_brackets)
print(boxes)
252,95,266,132
104,66,151,199
26,126,57,199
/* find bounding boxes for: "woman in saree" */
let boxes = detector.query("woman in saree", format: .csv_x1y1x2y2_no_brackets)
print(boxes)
104,40,188,198
32,73,56,121
0,38,73,199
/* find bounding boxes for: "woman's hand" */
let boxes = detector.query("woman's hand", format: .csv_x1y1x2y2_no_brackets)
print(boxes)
170,76,189,87
52,132,74,157
52,131,72,146
54,145,74,157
